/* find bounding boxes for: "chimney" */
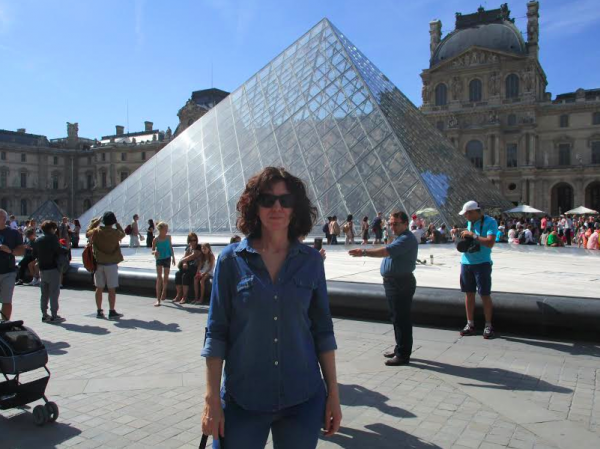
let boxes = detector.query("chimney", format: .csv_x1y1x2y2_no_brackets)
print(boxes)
429,20,442,59
17,128,26,133
116,125,125,136
144,121,153,132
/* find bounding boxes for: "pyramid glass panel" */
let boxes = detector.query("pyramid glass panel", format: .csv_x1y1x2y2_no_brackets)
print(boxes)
80,19,511,233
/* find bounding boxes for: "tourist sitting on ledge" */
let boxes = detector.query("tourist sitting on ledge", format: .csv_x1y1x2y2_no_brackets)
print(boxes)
547,228,564,247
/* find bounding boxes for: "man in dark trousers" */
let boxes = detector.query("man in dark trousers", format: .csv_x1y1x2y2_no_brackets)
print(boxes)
32,220,65,323
349,211,418,366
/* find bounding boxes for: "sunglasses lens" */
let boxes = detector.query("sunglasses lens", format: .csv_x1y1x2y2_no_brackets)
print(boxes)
258,194,277,207
279,194,295,208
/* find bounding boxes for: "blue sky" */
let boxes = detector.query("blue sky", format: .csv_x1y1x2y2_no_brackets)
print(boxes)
1,0,598,140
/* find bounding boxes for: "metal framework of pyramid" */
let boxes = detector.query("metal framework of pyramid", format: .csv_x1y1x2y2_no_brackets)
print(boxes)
80,18,511,233
30,200,65,223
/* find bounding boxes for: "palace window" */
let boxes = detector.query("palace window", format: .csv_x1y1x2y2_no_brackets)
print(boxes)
592,141,600,164
469,79,482,102
593,112,600,125
559,114,569,128
53,156,58,165
52,176,59,190
20,199,27,216
466,140,484,169
506,144,518,168
435,83,447,106
101,172,107,188
21,153,26,163
506,74,519,99
141,151,146,161
1,151,6,161
121,152,126,161
507,114,517,126
20,172,26,188
120,171,128,183
87,174,93,189
558,143,571,166
0,198,8,210
101,153,106,162
0,170,7,188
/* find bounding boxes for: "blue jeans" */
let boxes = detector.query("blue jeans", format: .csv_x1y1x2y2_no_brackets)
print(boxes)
383,274,416,359
214,383,326,449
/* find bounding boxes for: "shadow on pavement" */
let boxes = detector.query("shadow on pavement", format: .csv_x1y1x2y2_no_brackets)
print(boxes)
0,410,81,448
42,340,71,356
322,424,440,449
112,318,181,332
339,384,416,418
501,336,600,358
60,323,110,335
410,358,572,393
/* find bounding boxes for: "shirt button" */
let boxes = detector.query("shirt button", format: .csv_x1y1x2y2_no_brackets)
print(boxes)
274,338,278,343
274,316,278,321
274,361,279,366
274,295,278,300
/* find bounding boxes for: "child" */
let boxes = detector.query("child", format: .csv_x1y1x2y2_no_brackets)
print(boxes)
151,222,175,307
193,243,215,304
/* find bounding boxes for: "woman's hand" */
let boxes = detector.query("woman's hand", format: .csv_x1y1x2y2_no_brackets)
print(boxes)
323,393,342,437
201,396,224,441
172,257,176,267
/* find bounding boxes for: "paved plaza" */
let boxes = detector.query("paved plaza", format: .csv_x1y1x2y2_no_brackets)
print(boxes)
1,285,599,448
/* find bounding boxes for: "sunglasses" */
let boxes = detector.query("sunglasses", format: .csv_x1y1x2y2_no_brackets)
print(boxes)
257,193,295,209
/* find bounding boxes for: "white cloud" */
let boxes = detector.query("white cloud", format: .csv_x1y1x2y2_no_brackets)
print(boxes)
540,0,600,37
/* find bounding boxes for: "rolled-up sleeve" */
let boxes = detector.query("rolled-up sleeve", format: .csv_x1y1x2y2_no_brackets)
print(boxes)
201,254,231,359
308,255,337,353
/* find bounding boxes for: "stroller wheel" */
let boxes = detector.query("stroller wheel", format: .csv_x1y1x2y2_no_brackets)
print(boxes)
33,405,49,426
45,402,59,422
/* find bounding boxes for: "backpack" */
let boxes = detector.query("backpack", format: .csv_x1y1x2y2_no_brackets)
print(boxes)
342,222,350,234
82,243,96,272
518,231,526,245
124,224,132,235
322,223,329,234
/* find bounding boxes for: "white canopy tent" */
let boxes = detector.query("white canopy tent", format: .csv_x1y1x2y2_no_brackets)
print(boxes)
504,204,546,214
564,206,599,215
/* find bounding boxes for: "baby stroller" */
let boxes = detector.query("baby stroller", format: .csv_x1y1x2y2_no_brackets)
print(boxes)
0,319,59,426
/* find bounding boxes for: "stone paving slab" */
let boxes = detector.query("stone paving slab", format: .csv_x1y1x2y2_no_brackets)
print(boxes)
0,286,598,448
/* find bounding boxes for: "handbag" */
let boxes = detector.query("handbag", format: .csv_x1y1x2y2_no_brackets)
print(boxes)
456,216,484,254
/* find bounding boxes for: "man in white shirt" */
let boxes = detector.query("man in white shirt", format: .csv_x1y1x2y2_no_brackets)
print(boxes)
411,226,424,243
561,215,573,245
9,215,18,230
523,225,536,245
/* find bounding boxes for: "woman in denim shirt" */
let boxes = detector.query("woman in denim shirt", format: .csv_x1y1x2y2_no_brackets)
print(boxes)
201,167,342,448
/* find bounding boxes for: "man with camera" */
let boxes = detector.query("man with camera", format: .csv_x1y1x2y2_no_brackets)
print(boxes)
457,201,498,339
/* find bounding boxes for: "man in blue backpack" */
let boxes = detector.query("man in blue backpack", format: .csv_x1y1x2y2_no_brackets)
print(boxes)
458,201,498,339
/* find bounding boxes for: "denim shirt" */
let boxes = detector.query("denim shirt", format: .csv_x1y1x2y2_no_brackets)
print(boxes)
201,238,337,413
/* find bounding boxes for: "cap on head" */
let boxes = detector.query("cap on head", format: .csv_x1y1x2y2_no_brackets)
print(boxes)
102,211,117,226
459,200,480,216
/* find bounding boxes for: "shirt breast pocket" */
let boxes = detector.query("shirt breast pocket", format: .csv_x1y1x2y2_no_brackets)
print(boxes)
292,277,316,309
235,275,255,304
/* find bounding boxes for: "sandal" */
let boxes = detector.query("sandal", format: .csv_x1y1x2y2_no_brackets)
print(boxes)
154,301,161,307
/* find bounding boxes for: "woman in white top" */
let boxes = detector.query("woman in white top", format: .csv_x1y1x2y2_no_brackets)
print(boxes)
344,214,355,245
194,243,215,304
507,224,518,243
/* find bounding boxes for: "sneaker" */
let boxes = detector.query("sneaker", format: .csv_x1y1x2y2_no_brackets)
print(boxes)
96,309,106,319
15,279,24,286
483,326,495,340
42,314,51,323
460,324,476,336
26,278,40,286
108,310,123,320
50,315,66,324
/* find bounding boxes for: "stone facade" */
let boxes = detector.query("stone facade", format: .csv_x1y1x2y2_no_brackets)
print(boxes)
421,1,600,215
0,88,229,221
0,123,171,220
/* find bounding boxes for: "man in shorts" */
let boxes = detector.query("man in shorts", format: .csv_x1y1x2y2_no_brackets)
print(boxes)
458,201,498,339
87,211,126,319
0,209,26,320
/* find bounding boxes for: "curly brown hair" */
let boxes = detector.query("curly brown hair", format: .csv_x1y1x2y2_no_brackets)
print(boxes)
236,167,317,239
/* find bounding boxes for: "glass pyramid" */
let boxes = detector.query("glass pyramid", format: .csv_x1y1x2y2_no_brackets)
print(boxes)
79,19,511,233
30,200,65,223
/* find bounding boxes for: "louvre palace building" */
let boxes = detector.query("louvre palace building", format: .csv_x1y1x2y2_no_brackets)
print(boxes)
421,1,600,215
0,88,228,221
